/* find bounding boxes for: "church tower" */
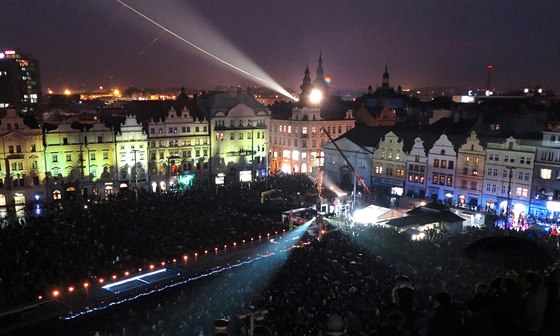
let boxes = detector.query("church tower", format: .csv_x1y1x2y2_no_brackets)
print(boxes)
382,63,390,89
313,52,329,97
299,63,313,106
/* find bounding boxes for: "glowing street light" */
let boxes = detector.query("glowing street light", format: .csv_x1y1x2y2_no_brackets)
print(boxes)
64,89,72,95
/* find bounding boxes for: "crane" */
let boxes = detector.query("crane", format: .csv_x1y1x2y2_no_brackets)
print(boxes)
321,127,371,195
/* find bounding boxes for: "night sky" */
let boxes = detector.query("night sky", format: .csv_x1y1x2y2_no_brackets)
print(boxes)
1,0,559,94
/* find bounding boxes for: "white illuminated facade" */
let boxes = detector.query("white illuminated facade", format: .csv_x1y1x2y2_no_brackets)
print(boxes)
481,137,535,219
322,137,373,193
269,107,354,176
116,114,148,189
404,137,428,199
455,131,485,209
426,134,457,203
372,131,406,199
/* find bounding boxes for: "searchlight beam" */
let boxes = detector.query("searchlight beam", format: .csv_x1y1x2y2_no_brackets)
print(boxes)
116,0,297,101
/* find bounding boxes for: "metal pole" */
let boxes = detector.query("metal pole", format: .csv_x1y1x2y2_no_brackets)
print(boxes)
506,166,513,228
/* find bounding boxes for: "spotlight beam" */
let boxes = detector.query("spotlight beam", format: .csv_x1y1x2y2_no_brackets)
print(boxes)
115,0,297,101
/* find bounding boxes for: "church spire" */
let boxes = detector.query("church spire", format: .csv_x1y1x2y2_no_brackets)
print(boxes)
299,62,313,105
313,51,328,97
382,63,390,89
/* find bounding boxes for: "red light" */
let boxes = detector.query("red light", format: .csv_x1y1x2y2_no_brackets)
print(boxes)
99,278,104,284
83,282,89,288
52,290,60,297
68,286,74,292
112,275,117,280
124,271,130,276
487,65,493,69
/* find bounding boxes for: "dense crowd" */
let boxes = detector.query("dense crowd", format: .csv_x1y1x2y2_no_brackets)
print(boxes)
0,174,315,310
2,173,560,336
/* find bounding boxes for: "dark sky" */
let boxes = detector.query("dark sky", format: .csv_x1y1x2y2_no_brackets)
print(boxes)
1,0,559,94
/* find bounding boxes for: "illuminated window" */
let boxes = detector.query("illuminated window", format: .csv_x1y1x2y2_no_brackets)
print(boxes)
288,126,291,133
302,127,308,135
541,168,552,179
434,159,439,168
396,169,404,177
441,160,447,168
432,173,438,184
516,187,528,197
375,166,383,174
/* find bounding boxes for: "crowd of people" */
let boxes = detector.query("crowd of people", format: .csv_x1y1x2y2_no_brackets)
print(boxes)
1,173,560,335
0,174,316,310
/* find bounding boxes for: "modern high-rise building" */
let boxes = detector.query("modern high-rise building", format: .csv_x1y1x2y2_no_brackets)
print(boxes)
0,50,42,117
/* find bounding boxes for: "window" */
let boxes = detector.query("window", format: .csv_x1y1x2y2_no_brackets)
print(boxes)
516,187,528,197
524,173,530,181
433,159,439,168
472,169,478,176
63,138,68,145
98,136,103,143
302,127,308,135
504,155,509,162
518,172,523,180
501,186,507,194
486,183,491,192
470,181,477,190
448,161,454,169
541,168,552,179
491,184,497,193
415,155,420,162
52,154,58,162
90,153,96,161
493,169,498,177
474,157,480,164
8,145,14,153
396,169,404,177
526,157,531,165
16,145,21,153
375,166,383,174
31,161,38,169
439,175,445,185
503,170,509,178
441,160,447,168
489,154,494,161
463,167,468,174
103,152,109,160
150,128,155,134
432,173,438,184
446,176,453,186
30,144,36,152
66,154,72,162
461,180,467,188
238,133,243,140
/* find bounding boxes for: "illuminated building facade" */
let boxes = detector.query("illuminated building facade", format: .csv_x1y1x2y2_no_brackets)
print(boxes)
147,106,208,191
371,131,407,201
425,134,457,203
528,122,560,217
0,50,42,116
116,114,148,190
0,109,45,208
455,131,486,209
205,89,270,184
43,118,118,200
270,107,354,175
481,137,535,219
322,137,373,193
404,137,428,199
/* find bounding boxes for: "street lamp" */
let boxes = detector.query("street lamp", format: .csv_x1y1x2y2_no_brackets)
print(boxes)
130,149,139,190
505,166,514,228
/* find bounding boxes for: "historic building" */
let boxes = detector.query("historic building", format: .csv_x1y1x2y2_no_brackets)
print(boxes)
42,117,118,200
529,121,560,217
371,131,407,204
0,108,45,208
455,131,486,209
270,107,354,175
270,55,355,176
147,106,208,191
404,137,428,199
202,88,270,184
481,137,535,221
425,134,458,203
116,114,148,190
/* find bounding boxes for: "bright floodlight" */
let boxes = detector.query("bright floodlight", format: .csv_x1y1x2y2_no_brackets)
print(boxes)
309,88,323,105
